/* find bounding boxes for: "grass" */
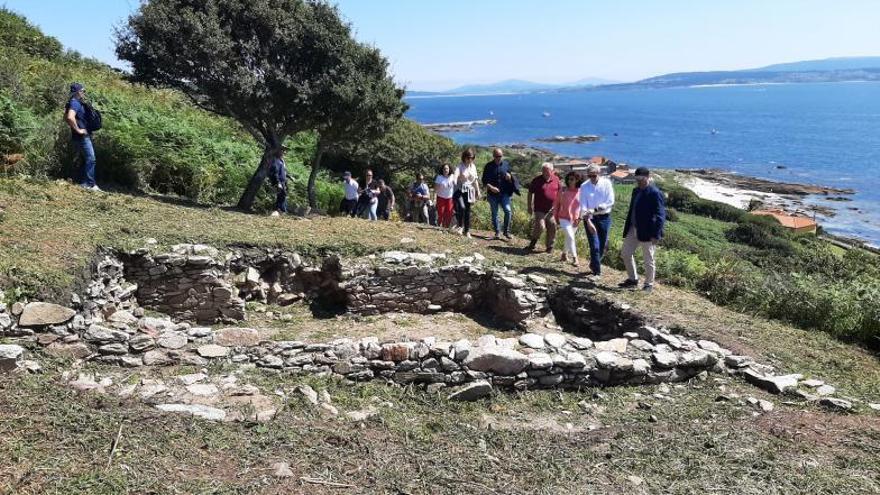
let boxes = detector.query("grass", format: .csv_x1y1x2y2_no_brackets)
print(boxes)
2,364,879,494
2,177,880,493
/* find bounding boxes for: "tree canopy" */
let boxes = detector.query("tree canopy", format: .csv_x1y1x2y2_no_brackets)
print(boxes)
116,0,401,210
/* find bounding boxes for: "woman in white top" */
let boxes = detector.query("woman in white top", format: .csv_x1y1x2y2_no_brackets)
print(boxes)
452,148,481,237
434,163,456,229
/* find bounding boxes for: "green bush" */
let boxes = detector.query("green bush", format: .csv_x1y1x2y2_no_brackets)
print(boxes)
726,214,795,253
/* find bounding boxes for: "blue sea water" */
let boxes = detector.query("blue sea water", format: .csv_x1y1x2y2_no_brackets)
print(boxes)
405,82,880,245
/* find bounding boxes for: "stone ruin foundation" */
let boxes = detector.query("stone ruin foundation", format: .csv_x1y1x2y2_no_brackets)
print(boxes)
0,244,851,416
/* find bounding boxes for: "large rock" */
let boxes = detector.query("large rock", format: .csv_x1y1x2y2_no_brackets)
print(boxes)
84,324,129,344
18,302,75,327
0,344,24,371
819,397,853,412
156,403,226,421
197,344,230,358
214,328,261,347
463,346,529,375
447,380,492,401
157,332,188,350
741,369,800,395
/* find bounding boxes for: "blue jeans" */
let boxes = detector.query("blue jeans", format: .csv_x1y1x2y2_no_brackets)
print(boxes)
368,201,378,221
586,214,612,275
488,194,512,235
274,185,288,213
75,136,96,187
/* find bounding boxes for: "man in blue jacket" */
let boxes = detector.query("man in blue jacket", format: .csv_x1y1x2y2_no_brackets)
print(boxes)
619,167,665,293
64,83,99,191
482,148,517,240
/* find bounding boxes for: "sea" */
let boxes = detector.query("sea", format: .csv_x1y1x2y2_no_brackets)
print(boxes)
405,82,880,246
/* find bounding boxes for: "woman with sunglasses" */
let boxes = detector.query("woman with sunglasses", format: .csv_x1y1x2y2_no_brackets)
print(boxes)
553,171,584,267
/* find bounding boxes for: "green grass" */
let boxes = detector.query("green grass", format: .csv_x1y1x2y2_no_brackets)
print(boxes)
2,177,880,493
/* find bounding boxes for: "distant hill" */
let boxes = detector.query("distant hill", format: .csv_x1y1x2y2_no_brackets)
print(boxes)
407,77,620,96
596,56,880,90
753,56,880,72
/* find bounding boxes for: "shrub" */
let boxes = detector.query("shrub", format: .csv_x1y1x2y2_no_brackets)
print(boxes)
726,214,795,253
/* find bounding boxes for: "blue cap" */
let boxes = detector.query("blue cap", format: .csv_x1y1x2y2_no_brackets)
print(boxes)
70,83,85,94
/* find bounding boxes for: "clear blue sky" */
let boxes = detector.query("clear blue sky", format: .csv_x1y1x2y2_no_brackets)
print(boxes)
5,0,880,91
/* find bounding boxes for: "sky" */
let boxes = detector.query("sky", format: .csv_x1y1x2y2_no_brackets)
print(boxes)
4,0,880,91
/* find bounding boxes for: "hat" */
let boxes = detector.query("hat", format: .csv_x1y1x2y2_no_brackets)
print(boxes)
634,167,650,177
70,83,85,94
343,171,352,178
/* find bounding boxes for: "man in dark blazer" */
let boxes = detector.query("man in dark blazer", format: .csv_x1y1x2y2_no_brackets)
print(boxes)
619,167,666,293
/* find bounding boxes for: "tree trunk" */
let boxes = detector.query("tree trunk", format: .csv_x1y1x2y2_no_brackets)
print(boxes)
307,140,325,209
237,134,281,211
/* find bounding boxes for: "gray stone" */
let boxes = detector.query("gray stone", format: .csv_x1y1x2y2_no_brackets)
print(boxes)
98,343,129,355
139,317,175,333
0,344,24,371
297,385,319,405
463,346,530,375
157,332,188,350
156,403,226,421
257,355,283,369
129,335,155,352
816,385,836,396
678,350,716,368
594,338,628,353
0,313,12,330
177,373,207,386
143,350,173,366
447,380,492,401
568,337,594,350
186,383,219,396
197,344,229,358
724,355,754,368
819,397,853,412
518,333,546,349
543,333,567,349
18,302,76,327
528,352,553,370
84,325,129,344
108,310,139,325
215,327,261,347
120,356,143,367
741,369,800,395
651,352,678,369
271,462,295,478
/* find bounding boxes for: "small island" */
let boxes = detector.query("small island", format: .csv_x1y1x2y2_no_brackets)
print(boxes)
536,134,601,144
422,119,496,133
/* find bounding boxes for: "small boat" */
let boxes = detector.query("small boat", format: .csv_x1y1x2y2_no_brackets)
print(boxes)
542,111,551,118
488,110,494,116
711,128,718,135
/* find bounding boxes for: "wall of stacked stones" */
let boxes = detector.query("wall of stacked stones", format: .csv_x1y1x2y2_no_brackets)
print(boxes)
0,245,853,408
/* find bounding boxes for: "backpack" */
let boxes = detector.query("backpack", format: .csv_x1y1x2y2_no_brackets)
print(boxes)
66,99,102,133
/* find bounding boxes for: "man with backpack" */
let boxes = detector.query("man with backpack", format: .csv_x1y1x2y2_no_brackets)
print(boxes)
65,83,101,191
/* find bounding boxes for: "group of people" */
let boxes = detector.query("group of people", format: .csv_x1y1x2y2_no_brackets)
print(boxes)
65,82,663,292
524,160,665,292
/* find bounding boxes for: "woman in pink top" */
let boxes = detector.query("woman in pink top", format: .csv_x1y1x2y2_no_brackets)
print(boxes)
553,171,585,266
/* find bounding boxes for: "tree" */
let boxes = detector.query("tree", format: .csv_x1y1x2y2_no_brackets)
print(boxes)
344,118,458,175
305,42,406,208
115,0,373,210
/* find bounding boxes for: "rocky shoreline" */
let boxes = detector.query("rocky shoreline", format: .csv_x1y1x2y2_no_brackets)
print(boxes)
536,134,601,144
677,168,855,196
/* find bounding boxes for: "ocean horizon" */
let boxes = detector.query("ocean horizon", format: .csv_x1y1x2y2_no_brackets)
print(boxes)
405,81,880,246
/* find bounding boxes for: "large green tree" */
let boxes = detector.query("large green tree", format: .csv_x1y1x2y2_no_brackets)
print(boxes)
115,0,396,210
306,42,406,208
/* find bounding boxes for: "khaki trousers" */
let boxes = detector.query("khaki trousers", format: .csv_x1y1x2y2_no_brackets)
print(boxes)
621,228,656,285
530,210,557,249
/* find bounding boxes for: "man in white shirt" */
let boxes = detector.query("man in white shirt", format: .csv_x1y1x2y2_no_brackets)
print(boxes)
340,171,360,217
578,164,615,277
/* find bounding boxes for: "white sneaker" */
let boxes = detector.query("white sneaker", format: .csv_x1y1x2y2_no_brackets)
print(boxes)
89,185,102,192
270,211,280,217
